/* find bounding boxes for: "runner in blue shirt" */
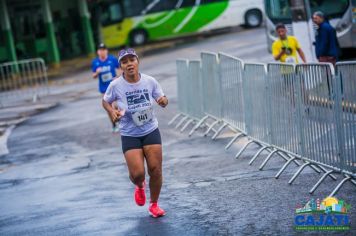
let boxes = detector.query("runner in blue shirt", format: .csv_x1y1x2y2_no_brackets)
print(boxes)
102,48,168,218
92,43,120,132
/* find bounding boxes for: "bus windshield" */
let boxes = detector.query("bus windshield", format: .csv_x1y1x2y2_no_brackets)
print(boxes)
266,0,350,23
265,0,291,22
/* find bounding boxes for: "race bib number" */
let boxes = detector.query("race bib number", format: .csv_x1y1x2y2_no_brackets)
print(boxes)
131,108,154,126
285,56,297,64
101,73,112,82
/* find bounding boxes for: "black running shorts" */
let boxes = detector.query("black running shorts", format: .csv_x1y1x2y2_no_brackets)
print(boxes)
121,128,162,154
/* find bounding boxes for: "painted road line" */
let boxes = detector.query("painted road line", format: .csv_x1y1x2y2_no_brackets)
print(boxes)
0,125,15,157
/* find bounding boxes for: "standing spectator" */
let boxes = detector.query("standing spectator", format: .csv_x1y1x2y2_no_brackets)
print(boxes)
272,23,306,107
313,11,340,65
272,23,306,64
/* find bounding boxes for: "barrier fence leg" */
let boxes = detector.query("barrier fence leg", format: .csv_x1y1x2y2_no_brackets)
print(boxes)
32,93,39,103
279,153,301,166
309,164,322,174
317,165,337,180
168,113,183,125
204,120,220,137
329,176,352,197
275,156,297,179
225,133,244,150
309,170,335,194
288,162,313,185
276,152,289,162
249,146,269,165
180,118,195,133
189,115,209,137
259,149,278,170
235,140,255,159
175,116,188,129
212,122,228,140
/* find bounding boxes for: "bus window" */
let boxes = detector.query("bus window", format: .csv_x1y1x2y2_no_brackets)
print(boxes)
145,0,177,14
201,0,227,5
100,2,124,26
265,0,291,21
309,0,349,18
180,0,196,8
122,0,146,17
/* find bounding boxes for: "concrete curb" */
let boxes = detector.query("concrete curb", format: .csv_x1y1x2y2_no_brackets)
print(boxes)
0,102,60,157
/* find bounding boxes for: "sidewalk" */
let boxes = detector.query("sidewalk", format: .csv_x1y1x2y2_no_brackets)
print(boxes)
0,41,174,152
0,40,178,157
46,41,177,80
0,69,96,156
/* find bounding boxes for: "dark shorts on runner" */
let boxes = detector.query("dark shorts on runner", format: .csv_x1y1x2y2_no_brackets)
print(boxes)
121,128,162,154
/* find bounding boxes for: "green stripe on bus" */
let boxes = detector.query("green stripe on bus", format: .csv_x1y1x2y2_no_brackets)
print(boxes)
138,2,228,39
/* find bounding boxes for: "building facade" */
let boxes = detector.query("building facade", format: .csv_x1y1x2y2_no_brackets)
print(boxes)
0,0,97,66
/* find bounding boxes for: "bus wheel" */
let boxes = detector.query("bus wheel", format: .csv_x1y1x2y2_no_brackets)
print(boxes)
130,29,148,46
244,9,262,28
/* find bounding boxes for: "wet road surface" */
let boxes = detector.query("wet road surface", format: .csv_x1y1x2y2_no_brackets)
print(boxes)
1,28,355,235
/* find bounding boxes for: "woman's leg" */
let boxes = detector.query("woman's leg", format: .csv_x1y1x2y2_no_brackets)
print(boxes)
124,149,145,187
143,144,163,202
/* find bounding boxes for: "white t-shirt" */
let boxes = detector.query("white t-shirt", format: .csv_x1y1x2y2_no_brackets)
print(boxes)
103,73,164,137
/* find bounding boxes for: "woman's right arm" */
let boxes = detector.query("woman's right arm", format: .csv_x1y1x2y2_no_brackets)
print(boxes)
102,83,122,122
102,99,121,122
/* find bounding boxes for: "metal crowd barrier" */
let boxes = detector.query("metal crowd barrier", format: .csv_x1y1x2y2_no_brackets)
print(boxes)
295,64,339,167
243,64,270,145
200,52,222,120
334,62,356,193
233,63,272,164
172,52,222,137
169,59,207,133
189,52,224,137
219,53,245,131
0,58,49,106
218,53,247,149
179,60,205,132
169,59,189,127
336,61,356,103
267,63,300,155
170,53,356,197
237,63,303,171
187,61,204,120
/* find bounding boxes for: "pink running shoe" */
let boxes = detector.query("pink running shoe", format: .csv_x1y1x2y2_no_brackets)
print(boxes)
134,181,146,206
148,202,166,218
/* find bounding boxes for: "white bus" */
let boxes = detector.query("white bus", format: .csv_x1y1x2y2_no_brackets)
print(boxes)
264,0,356,52
98,0,264,48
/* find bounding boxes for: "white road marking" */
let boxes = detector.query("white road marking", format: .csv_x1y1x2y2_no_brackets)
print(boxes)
0,125,15,157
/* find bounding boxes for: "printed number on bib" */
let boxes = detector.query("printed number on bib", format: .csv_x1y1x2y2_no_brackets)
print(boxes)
132,108,153,126
285,56,297,64
102,73,112,82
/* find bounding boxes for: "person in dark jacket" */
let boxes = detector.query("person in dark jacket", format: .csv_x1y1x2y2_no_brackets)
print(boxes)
312,11,340,65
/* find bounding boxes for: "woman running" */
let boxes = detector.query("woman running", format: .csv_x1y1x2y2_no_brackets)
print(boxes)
102,48,168,218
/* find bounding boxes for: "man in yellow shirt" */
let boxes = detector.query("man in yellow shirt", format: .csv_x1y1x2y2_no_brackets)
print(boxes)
272,23,306,63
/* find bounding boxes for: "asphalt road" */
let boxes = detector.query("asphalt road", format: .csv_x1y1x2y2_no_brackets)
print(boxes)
0,27,355,236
